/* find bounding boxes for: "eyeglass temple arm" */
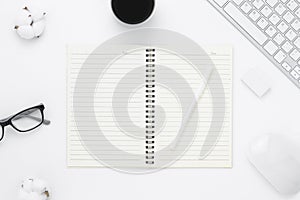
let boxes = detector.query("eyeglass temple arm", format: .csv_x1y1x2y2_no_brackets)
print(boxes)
12,113,51,125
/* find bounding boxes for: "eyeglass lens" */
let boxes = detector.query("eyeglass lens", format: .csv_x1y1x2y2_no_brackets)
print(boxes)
11,108,43,132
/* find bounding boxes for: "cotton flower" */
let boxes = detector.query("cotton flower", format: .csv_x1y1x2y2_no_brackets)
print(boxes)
19,178,51,200
14,7,46,39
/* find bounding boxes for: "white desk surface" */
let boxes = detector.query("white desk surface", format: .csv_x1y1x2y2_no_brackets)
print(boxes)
0,0,300,199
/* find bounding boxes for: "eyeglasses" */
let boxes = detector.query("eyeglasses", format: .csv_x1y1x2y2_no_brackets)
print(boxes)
0,104,50,142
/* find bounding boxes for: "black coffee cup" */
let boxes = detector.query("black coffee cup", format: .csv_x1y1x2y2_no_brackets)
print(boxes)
111,0,155,26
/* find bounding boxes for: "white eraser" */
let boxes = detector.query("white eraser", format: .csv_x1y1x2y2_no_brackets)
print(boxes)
241,68,271,98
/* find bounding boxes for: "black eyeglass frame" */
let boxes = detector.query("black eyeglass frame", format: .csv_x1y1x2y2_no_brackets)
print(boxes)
0,104,50,141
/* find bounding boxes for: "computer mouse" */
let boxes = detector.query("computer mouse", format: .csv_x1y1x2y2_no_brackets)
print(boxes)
247,133,300,195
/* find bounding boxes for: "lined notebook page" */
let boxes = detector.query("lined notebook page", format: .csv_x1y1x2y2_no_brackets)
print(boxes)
68,46,146,167
67,45,232,168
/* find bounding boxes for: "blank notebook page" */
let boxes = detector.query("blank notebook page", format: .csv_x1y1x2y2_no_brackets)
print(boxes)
67,45,232,168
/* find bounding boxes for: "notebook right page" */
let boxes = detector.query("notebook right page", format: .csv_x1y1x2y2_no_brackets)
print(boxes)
155,46,232,168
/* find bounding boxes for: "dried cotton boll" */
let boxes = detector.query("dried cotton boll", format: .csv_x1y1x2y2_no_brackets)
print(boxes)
19,178,51,200
31,10,46,22
31,178,48,193
21,179,34,192
14,7,46,39
15,8,32,26
15,25,35,39
32,20,46,37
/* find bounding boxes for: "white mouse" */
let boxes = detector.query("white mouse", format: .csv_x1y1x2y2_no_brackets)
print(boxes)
247,133,300,195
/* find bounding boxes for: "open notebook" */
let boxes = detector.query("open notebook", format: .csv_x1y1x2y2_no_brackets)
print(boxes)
67,45,232,169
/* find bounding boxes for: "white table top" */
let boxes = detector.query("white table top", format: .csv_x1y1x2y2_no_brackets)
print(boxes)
0,0,299,199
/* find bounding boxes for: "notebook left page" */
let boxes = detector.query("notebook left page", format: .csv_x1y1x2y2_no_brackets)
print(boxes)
67,45,146,168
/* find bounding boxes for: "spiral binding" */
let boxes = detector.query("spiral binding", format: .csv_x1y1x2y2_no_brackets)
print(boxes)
145,48,156,165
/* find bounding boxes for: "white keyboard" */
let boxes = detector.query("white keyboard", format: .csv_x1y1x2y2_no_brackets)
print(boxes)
208,0,300,89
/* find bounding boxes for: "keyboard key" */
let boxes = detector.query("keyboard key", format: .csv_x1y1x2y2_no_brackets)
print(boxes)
266,26,277,37
277,21,289,33
285,29,297,41
291,19,300,31
253,0,265,9
290,49,300,61
224,3,268,45
241,2,252,13
294,37,300,48
233,0,243,5
282,62,292,71
291,70,300,79
274,33,285,45
287,0,298,11
261,6,272,17
264,41,278,55
275,3,287,14
269,14,281,25
283,11,295,23
213,0,229,7
266,0,279,7
257,18,269,29
274,50,287,63
294,66,300,74
296,8,300,18
282,41,293,52
249,10,261,21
